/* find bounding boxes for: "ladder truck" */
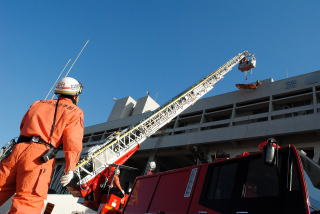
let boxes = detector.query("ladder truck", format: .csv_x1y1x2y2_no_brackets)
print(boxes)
66,51,256,211
122,141,320,214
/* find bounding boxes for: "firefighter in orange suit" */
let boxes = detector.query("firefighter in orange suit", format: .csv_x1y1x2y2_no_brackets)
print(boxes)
0,77,84,214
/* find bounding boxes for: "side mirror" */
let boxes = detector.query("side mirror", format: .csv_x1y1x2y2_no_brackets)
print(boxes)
264,142,276,165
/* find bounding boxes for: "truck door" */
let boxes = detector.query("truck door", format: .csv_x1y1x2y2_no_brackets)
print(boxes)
189,159,242,214
147,167,200,214
189,148,309,214
123,167,202,214
190,155,284,214
233,156,282,214
235,147,309,214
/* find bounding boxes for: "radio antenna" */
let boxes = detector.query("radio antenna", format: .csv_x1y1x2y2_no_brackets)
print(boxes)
44,58,72,100
47,40,90,99
64,40,90,77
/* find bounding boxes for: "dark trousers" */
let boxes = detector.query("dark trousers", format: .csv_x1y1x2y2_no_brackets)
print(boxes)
109,187,124,198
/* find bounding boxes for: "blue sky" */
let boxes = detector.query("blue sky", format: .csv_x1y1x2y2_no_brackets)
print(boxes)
1,0,320,145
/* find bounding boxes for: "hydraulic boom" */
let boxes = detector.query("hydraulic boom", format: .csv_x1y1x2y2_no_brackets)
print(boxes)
67,51,255,206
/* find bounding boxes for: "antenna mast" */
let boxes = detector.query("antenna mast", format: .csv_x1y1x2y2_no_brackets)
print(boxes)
45,40,90,99
64,40,90,77
44,59,71,100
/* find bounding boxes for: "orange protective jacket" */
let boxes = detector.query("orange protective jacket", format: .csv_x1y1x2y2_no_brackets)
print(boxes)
20,97,84,172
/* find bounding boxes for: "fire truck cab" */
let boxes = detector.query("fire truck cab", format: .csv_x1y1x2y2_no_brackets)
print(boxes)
122,145,320,214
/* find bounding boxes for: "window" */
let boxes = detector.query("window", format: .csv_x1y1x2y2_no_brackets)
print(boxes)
179,111,202,118
91,131,104,141
200,154,283,213
273,88,312,100
242,157,279,198
204,110,232,122
177,116,201,127
200,123,229,131
205,104,233,113
208,163,238,199
236,97,269,107
200,161,239,213
316,91,320,103
82,134,91,143
299,152,320,211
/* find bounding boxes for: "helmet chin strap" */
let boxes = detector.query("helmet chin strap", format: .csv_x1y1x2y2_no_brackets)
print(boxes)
71,96,78,105
73,96,79,105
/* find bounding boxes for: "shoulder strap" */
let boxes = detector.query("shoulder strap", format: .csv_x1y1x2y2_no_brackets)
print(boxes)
49,98,60,145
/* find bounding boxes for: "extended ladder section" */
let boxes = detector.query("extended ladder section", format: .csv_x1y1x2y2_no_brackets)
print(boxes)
74,51,253,186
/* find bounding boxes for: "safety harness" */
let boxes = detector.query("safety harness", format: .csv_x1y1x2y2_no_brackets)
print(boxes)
16,98,61,162
16,136,54,149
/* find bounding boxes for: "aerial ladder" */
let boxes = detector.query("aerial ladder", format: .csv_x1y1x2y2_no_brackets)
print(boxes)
66,51,256,208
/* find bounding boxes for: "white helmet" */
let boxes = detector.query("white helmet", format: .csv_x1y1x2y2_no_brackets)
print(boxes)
54,77,83,96
115,169,121,175
148,161,156,170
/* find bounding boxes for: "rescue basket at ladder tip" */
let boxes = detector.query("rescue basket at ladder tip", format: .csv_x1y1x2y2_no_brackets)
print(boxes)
238,54,256,72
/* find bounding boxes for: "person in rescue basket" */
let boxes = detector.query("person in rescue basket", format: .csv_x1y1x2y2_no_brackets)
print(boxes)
0,77,84,214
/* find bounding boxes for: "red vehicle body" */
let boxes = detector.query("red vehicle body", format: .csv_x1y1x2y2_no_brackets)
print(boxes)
122,145,320,214
98,194,129,214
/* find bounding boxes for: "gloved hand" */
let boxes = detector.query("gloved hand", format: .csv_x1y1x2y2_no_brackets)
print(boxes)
60,171,74,187
121,190,125,195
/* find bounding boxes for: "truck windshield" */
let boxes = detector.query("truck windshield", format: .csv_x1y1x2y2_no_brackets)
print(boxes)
299,151,320,212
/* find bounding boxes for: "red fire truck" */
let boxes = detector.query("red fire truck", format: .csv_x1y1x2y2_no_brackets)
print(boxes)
121,143,320,214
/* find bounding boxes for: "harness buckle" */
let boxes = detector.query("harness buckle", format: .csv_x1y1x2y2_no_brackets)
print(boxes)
31,136,40,143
